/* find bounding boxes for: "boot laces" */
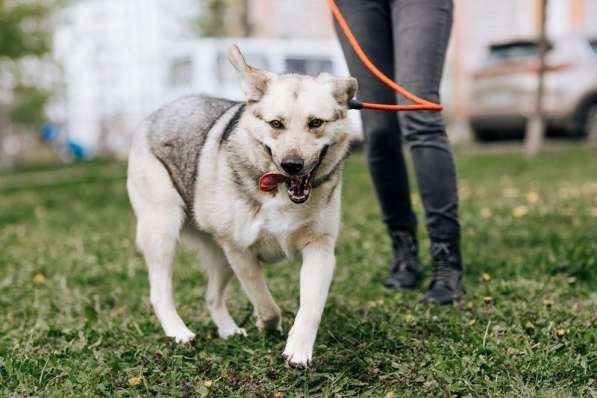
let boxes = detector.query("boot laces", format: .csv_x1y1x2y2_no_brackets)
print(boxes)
431,243,454,282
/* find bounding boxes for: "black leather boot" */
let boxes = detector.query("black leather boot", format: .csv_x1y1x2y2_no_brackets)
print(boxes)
383,231,420,290
422,240,464,304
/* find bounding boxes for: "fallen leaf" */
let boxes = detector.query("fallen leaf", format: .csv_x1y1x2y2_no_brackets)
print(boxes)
128,377,142,386
526,191,539,203
33,273,46,285
480,208,492,218
468,319,476,326
513,206,529,218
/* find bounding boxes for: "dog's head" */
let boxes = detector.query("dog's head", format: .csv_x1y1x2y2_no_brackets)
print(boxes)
229,45,357,203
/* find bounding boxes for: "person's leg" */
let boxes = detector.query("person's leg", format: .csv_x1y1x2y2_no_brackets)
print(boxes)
334,0,419,289
391,0,464,303
334,0,416,235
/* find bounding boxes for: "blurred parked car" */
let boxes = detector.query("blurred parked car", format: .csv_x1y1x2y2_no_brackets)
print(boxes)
469,34,597,141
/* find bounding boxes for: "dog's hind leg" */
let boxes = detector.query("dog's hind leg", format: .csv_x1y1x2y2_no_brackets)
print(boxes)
193,233,247,339
136,209,195,343
218,242,282,333
128,132,195,343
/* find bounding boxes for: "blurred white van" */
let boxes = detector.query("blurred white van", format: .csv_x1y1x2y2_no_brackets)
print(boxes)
163,38,362,140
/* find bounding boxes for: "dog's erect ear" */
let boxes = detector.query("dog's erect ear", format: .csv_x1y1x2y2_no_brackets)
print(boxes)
228,44,270,102
332,76,358,103
318,73,358,104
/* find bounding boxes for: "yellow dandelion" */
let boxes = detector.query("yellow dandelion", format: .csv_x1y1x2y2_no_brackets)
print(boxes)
468,319,477,326
204,380,214,389
480,208,492,218
556,329,566,338
526,191,539,204
128,377,142,386
482,272,492,282
33,273,46,285
525,321,535,332
513,206,529,218
482,296,493,304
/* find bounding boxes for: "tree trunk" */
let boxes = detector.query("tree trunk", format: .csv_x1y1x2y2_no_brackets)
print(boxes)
524,0,548,159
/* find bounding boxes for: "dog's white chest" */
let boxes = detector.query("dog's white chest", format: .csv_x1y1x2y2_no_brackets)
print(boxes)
233,194,309,253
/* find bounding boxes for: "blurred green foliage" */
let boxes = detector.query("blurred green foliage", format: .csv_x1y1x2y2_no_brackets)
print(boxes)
0,0,61,128
195,0,251,37
0,0,56,59
8,84,50,126
196,0,228,37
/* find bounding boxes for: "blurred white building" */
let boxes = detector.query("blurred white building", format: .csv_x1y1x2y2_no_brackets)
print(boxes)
52,0,197,154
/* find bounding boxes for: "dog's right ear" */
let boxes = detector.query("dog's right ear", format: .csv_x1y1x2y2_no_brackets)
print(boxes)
228,45,270,102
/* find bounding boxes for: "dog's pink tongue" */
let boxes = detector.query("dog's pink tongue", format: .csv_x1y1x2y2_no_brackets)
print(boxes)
259,172,288,192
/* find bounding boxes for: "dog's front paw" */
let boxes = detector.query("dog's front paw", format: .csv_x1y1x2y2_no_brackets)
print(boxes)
218,326,247,339
282,334,313,367
166,327,196,344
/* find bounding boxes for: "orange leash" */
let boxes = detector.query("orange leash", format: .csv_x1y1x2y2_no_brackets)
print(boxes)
327,0,443,111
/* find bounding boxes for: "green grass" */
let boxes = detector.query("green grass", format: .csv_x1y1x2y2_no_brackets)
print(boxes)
1,145,596,397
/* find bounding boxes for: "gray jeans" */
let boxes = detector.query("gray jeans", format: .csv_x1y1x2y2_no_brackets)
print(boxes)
335,0,460,241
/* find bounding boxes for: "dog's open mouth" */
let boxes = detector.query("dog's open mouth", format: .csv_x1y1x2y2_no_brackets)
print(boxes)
258,171,313,204
286,173,313,204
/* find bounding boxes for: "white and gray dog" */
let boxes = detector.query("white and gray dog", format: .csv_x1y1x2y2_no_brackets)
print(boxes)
127,45,357,366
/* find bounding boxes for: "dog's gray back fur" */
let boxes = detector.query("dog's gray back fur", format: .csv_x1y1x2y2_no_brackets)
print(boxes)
146,95,240,208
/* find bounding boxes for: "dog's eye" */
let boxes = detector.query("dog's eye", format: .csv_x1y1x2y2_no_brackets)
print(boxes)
269,120,284,129
308,118,324,129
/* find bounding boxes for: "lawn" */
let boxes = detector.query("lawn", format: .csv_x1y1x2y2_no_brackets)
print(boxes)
1,145,596,397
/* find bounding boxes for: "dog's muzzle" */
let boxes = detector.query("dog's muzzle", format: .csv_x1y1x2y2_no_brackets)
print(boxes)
258,146,329,204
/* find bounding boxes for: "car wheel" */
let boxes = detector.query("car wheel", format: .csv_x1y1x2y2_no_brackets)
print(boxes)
584,104,597,141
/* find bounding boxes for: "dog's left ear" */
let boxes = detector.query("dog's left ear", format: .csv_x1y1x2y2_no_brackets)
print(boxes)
228,44,270,102
334,76,358,102
319,73,358,104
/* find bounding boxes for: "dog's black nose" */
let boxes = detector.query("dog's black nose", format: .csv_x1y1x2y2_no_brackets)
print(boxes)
281,156,304,175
